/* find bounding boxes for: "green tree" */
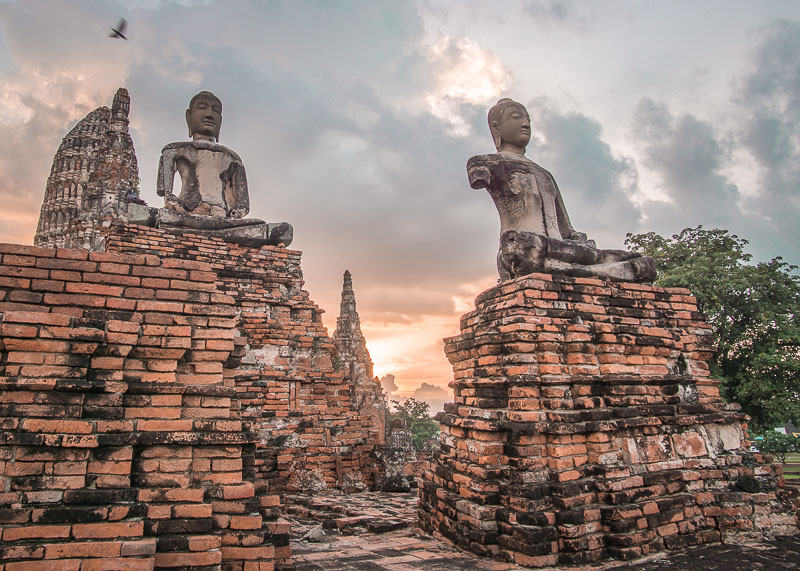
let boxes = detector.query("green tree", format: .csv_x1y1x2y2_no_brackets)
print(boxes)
756,431,800,464
390,398,439,450
625,226,800,430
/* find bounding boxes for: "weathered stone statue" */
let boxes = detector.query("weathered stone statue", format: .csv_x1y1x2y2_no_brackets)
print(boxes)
158,91,248,218
150,90,292,247
468,98,655,282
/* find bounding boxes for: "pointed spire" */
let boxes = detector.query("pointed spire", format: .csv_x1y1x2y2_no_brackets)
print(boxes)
110,87,130,133
339,270,357,318
333,269,374,382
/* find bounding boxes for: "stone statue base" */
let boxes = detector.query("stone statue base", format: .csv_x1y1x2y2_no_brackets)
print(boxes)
126,203,293,247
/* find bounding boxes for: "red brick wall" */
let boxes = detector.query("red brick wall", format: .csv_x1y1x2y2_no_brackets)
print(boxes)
419,273,799,568
105,223,380,494
0,242,285,569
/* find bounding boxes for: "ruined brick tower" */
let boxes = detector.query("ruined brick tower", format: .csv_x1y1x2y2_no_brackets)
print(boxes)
333,270,373,382
419,274,799,567
333,270,387,445
34,88,140,250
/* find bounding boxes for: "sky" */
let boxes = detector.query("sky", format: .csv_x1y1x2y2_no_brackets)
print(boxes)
1,0,799,408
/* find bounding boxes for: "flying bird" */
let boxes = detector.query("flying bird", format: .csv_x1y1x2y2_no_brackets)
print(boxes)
109,18,127,40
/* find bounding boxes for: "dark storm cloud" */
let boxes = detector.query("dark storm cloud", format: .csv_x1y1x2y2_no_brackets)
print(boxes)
526,99,642,248
735,20,800,257
631,98,742,232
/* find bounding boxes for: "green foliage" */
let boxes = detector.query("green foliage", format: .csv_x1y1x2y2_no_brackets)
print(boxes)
390,397,439,450
626,226,800,430
755,431,800,464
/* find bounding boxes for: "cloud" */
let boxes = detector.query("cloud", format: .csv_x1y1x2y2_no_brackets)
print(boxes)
379,374,398,393
630,98,743,233
625,21,800,265
424,36,511,136
412,382,451,413
735,20,800,254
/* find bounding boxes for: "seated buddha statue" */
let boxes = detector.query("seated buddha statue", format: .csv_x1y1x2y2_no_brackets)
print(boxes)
467,98,655,282
154,91,292,247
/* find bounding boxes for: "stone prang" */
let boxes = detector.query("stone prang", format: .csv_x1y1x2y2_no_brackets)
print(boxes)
333,270,374,384
333,270,387,446
34,88,142,250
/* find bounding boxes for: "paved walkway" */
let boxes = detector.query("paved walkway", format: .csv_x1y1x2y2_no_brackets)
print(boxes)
283,492,800,570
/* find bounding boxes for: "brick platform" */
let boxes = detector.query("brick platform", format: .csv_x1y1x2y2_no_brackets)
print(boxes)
105,223,380,495
0,242,282,569
418,273,799,568
0,226,384,569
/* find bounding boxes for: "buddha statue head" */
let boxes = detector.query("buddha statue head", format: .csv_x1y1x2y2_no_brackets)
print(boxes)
186,91,222,142
488,98,531,155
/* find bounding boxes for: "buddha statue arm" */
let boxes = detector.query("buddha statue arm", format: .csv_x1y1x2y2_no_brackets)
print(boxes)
467,155,492,190
551,172,594,245
157,146,178,201
229,162,249,218
156,153,170,197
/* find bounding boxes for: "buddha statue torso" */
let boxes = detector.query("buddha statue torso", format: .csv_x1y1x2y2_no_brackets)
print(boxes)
158,140,248,218
467,151,574,240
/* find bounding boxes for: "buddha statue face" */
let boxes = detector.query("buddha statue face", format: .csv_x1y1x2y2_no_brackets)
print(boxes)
186,91,222,142
489,98,531,154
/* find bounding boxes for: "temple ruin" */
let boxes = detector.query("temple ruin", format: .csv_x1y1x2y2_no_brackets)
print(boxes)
417,96,799,566
333,270,387,448
34,88,142,251
0,88,389,570
1,88,798,570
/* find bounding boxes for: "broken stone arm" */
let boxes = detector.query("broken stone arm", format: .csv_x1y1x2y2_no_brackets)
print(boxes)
156,149,181,210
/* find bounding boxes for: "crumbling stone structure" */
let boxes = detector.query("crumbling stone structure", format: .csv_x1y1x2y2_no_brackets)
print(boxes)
1,85,396,567
34,88,142,251
105,225,381,495
419,273,799,567
333,270,387,447
0,242,285,569
0,225,389,567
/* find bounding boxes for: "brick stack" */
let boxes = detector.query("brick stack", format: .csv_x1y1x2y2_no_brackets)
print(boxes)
105,223,380,494
419,273,799,567
0,243,283,569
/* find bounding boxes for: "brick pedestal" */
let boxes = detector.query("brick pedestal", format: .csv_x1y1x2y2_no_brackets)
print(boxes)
106,223,380,495
418,273,799,568
0,243,282,569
